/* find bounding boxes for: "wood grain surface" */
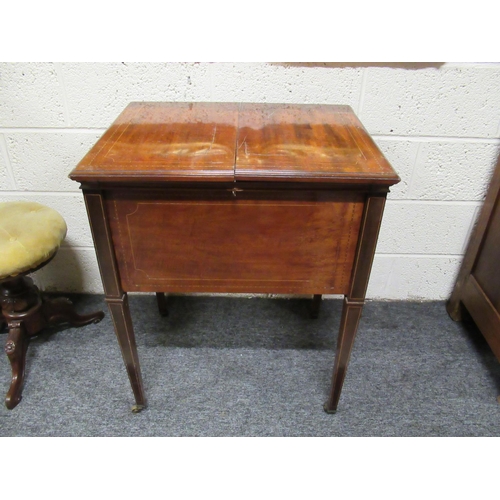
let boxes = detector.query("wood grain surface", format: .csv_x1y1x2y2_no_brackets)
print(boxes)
69,102,399,185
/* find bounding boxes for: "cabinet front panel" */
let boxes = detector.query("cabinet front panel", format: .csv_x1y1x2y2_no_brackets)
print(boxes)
106,190,364,294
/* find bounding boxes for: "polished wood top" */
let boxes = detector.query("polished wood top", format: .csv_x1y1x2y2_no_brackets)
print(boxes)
70,102,399,186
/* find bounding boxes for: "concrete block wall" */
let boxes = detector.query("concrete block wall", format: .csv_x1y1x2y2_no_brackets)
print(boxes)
1,62,499,300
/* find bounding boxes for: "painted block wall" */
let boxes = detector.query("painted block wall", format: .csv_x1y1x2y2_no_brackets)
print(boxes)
1,62,499,300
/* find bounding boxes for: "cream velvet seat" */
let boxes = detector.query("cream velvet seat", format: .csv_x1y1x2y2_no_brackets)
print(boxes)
0,201,67,279
0,201,104,410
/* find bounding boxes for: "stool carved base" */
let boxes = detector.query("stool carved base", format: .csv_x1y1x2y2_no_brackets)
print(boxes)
1,276,104,409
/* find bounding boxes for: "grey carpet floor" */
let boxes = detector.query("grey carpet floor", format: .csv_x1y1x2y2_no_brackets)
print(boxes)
1,294,499,436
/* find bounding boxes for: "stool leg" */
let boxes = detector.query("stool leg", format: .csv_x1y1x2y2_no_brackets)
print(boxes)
4,321,29,410
1,276,104,409
42,297,104,327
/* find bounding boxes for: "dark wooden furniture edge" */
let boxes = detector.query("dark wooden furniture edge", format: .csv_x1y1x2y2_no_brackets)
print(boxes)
447,154,500,321
460,274,500,360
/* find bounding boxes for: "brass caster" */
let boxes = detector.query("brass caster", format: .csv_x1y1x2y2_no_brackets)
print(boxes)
131,404,145,413
323,402,337,414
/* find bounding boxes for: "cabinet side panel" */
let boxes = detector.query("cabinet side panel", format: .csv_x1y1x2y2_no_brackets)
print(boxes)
462,275,500,361
472,195,500,312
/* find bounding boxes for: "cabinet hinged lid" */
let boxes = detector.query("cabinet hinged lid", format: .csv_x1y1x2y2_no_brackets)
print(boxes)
69,102,400,186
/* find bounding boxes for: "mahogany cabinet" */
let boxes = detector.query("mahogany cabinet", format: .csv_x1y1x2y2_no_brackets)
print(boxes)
448,153,500,362
69,102,400,413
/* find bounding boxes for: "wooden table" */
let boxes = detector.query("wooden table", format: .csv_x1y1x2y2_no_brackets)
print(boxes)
69,102,399,413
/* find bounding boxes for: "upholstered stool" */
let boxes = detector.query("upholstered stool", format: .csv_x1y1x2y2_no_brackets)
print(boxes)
0,201,104,409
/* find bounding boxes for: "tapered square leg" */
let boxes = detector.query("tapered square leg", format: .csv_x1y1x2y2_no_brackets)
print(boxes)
106,294,146,412
324,195,387,413
309,294,322,319
324,297,364,413
156,292,169,317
